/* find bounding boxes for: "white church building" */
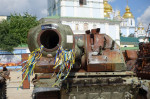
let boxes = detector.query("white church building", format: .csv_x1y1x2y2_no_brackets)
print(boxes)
39,0,121,45
120,5,136,37
40,0,146,45
135,23,147,38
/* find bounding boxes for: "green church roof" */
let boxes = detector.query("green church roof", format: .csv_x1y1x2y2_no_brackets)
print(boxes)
120,36,139,43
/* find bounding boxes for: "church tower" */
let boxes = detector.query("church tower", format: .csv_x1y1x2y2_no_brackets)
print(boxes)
123,5,135,27
135,23,146,38
47,0,104,19
120,1,135,37
103,0,113,18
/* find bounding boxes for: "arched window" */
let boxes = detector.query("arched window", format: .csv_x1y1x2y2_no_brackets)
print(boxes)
75,24,79,30
131,20,132,26
84,23,88,30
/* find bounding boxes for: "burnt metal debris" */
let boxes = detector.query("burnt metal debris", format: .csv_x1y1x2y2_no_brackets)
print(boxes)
123,50,138,71
136,24,150,80
136,42,150,79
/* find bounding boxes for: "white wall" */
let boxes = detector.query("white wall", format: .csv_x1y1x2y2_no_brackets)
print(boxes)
0,55,21,64
120,17,136,37
62,20,120,45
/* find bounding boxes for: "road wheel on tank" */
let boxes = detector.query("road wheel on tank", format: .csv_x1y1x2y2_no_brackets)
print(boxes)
0,80,7,99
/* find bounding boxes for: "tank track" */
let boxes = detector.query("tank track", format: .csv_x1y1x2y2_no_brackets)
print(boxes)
0,79,7,99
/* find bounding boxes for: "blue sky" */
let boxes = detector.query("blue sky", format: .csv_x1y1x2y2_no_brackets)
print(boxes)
109,0,150,27
0,0,149,28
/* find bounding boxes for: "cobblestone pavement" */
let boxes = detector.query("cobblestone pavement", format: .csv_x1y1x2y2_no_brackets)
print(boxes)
7,71,34,99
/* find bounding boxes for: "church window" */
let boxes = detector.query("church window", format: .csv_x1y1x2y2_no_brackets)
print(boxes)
52,0,56,10
79,0,87,5
131,20,132,26
84,23,88,30
76,24,79,30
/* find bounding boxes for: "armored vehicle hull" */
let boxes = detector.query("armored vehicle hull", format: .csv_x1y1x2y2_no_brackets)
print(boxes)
27,23,149,99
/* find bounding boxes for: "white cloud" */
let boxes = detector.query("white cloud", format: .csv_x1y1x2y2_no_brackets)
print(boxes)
137,6,150,29
0,0,47,19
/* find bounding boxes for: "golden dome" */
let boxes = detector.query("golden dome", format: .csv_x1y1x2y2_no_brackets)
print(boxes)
142,27,144,30
123,5,134,18
104,11,110,18
104,0,113,13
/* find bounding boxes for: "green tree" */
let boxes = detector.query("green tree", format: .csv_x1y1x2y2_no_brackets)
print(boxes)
0,13,39,52
120,33,122,36
128,33,135,37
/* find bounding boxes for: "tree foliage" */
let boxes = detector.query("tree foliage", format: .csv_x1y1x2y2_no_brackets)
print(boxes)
0,13,39,52
128,33,135,37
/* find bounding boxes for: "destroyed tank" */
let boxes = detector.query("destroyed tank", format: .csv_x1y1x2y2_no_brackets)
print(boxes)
27,22,147,99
